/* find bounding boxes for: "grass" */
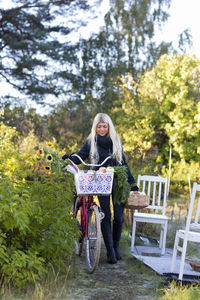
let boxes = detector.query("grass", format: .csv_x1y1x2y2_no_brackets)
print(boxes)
0,262,76,300
123,216,200,300
1,230,199,300
120,228,166,299
2,196,200,300
161,282,200,300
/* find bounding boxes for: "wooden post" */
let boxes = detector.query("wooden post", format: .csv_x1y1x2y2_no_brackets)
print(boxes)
171,205,174,222
168,146,172,196
188,174,191,197
185,209,189,223
178,206,181,224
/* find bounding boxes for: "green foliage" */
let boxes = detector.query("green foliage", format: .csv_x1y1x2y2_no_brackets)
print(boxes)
33,145,69,174
0,115,20,178
1,0,191,144
113,166,131,204
114,54,200,190
0,118,78,288
162,159,200,194
138,53,200,163
46,103,87,148
0,0,93,103
76,0,174,118
1,248,46,289
0,173,77,288
161,282,200,300
2,105,49,140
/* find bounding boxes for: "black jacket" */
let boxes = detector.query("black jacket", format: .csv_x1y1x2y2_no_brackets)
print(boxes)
67,135,136,186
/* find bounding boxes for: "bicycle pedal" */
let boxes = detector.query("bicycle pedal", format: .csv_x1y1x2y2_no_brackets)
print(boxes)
98,207,105,220
100,211,105,221
79,236,83,243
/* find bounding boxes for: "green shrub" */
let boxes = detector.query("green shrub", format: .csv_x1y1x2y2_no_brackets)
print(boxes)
0,118,79,288
161,282,200,300
0,173,78,288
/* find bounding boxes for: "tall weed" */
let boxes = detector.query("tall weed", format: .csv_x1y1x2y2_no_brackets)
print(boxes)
161,282,200,300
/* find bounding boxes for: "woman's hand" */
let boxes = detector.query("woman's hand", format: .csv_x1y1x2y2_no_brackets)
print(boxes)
62,154,70,160
131,185,139,191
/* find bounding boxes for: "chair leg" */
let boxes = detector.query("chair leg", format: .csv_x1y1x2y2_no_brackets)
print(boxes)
171,231,179,273
131,218,137,252
161,222,168,255
178,238,188,280
159,225,163,249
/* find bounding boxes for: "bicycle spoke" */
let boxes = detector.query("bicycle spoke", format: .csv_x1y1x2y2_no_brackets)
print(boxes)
86,205,101,273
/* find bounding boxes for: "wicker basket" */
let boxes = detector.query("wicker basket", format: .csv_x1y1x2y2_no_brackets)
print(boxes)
189,261,200,272
125,191,149,209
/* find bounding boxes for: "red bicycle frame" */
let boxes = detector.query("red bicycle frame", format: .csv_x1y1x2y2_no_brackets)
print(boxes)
79,195,95,238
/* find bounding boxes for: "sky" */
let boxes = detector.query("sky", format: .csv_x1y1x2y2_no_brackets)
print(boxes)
78,0,200,57
0,0,200,112
155,0,200,57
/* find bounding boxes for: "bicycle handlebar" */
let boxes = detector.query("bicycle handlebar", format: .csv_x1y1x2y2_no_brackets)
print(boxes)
68,153,121,167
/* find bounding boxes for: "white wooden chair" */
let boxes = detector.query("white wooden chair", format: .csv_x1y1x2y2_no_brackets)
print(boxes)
131,175,168,255
170,182,200,280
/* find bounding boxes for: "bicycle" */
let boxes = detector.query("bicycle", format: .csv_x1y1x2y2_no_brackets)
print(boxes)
66,154,114,273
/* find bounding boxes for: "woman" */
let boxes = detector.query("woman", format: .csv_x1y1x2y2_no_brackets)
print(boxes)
62,113,138,264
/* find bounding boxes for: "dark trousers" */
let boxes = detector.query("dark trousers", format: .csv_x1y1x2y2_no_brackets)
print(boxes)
98,194,124,252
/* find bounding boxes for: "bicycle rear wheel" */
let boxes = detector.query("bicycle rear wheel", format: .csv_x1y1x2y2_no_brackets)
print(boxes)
74,197,84,256
86,205,101,273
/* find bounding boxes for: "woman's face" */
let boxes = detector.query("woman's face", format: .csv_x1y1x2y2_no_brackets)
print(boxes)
96,122,109,136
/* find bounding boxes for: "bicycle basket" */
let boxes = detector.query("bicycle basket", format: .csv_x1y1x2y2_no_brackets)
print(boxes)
74,170,114,196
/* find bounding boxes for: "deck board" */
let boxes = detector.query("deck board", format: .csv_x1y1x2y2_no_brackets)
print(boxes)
131,246,200,277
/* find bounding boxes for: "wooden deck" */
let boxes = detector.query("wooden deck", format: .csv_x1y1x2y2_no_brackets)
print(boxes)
131,245,200,280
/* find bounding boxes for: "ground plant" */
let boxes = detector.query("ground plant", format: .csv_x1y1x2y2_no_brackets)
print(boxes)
0,174,78,288
161,282,200,300
0,119,79,289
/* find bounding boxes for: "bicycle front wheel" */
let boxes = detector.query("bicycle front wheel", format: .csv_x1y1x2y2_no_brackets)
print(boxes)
86,205,101,273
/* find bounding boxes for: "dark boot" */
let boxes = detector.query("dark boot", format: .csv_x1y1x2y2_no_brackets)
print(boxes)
113,241,122,260
98,196,117,264
101,215,117,264
112,204,124,260
107,246,117,264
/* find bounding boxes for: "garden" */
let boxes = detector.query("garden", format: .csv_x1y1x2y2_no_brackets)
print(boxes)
1,110,200,299
1,0,200,298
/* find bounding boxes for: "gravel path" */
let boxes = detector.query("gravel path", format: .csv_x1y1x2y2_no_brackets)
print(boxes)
67,237,165,300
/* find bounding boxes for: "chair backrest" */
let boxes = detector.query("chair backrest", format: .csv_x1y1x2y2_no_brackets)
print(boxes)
137,175,168,215
185,182,200,232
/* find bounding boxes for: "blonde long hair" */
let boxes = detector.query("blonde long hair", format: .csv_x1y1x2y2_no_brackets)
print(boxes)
88,113,122,164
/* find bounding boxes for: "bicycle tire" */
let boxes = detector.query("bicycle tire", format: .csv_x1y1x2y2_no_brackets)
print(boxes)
74,197,84,256
85,205,101,273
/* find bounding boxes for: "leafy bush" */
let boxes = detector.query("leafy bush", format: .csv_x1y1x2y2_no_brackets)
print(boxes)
115,54,200,195
161,159,200,195
0,119,20,178
0,174,78,288
0,116,79,288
